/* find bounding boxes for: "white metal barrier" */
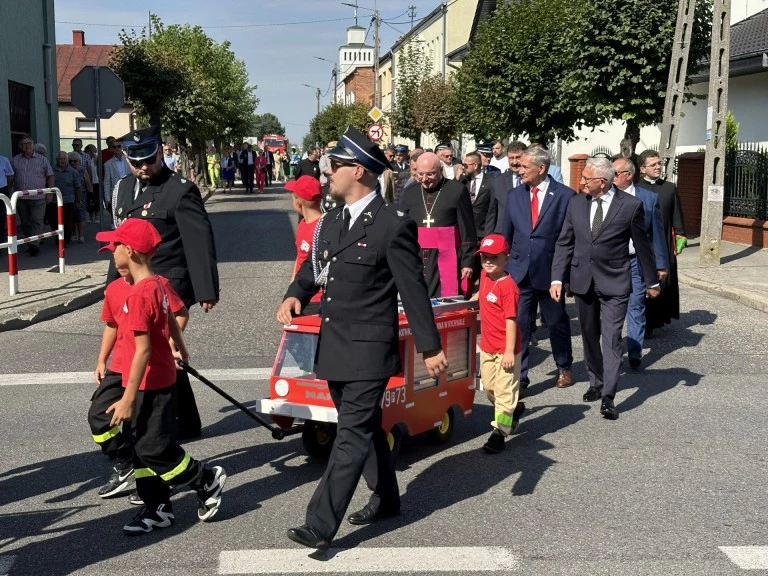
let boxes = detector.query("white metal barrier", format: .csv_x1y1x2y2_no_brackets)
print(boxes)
0,188,65,295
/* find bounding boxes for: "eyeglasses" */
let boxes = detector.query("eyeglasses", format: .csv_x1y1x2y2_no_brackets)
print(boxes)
580,176,606,184
330,158,359,172
462,162,478,168
614,170,631,177
643,162,662,169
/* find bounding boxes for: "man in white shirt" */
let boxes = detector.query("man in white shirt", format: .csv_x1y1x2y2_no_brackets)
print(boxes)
489,140,510,172
103,141,130,212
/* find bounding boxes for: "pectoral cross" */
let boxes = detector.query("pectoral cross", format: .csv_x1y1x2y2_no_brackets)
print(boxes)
423,214,434,228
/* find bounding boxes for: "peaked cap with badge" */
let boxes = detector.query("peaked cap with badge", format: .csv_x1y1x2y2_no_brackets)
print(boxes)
326,126,389,175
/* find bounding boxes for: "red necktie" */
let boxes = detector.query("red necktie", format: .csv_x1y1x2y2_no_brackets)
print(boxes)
531,186,539,226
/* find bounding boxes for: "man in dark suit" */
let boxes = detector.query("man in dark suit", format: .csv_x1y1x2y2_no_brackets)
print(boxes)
502,145,575,394
295,146,321,181
239,143,255,193
485,141,527,235
462,151,495,241
612,158,668,368
550,158,659,420
110,126,220,439
264,148,274,187
277,126,448,550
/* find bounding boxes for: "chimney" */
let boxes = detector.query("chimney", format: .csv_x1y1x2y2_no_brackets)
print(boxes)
73,30,85,47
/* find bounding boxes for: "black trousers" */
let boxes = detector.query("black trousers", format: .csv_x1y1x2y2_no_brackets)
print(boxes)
175,369,202,436
241,165,255,192
574,285,629,400
87,369,132,469
305,378,399,540
131,386,207,507
265,164,273,186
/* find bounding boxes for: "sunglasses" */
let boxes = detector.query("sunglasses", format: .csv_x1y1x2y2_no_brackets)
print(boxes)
330,158,360,172
128,156,156,168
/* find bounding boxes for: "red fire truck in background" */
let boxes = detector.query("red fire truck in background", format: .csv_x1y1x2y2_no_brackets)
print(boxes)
262,134,289,154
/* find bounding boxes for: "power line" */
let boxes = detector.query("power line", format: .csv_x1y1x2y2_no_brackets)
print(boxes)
382,21,407,36
381,9,409,23
55,17,355,29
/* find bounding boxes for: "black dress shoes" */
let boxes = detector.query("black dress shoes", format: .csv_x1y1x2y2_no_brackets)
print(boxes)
629,357,642,369
583,387,602,402
600,397,619,420
286,525,330,550
347,502,401,526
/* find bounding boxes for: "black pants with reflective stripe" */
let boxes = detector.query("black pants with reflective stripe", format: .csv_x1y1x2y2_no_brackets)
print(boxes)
131,386,206,507
88,370,131,469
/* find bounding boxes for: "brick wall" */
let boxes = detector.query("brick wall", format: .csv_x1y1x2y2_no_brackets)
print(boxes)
676,152,705,237
345,67,374,106
722,217,768,247
568,154,588,191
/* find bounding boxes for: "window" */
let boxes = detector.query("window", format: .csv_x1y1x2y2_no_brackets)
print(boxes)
8,81,33,152
75,117,97,132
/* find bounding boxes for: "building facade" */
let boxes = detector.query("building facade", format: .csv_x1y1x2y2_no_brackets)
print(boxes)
0,0,59,159
336,25,375,106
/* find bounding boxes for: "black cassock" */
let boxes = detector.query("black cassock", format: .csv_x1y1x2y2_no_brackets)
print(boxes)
399,178,477,298
640,177,687,329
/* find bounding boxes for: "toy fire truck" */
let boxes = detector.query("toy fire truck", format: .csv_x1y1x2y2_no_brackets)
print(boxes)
253,298,479,459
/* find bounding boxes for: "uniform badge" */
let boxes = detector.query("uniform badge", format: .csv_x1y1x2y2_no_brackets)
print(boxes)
397,210,404,217
363,211,372,221
143,202,152,209
133,132,141,142
323,249,329,259
181,179,187,184
141,210,148,217
118,207,123,215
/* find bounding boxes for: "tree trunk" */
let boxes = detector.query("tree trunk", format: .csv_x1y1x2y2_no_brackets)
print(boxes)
620,120,640,158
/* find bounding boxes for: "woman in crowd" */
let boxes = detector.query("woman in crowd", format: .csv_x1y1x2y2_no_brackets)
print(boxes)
220,145,236,192
52,151,81,246
67,152,91,243
207,146,221,189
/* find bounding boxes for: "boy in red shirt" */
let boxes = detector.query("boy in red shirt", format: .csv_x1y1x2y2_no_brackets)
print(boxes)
95,219,227,535
287,175,323,311
90,254,189,500
475,234,523,453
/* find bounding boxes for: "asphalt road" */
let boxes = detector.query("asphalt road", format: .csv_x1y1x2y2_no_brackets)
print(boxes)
0,185,766,575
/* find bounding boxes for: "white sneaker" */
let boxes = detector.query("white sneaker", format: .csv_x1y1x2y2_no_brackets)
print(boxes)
197,465,227,521
123,503,175,535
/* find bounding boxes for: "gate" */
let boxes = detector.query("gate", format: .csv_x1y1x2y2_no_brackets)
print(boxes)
724,144,768,220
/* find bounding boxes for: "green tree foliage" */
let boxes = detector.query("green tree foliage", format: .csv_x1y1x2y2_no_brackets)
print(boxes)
251,113,286,139
111,15,258,183
305,101,370,148
565,0,712,152
412,75,457,141
455,0,586,144
390,40,431,143
725,110,739,153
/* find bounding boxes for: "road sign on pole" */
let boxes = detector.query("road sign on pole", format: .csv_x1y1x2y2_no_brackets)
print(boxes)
368,106,383,123
367,123,383,142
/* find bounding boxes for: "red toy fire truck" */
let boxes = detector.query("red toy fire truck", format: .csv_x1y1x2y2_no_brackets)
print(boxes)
253,298,479,459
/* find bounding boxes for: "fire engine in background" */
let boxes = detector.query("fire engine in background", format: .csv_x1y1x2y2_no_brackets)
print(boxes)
262,134,289,154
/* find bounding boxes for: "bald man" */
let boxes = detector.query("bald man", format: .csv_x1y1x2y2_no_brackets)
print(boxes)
398,152,477,298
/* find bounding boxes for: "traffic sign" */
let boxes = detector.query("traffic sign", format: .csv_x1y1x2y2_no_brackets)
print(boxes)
71,66,125,119
368,106,383,123
367,123,383,142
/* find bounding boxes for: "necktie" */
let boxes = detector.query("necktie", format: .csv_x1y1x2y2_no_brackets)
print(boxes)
516,174,522,187
530,187,539,226
592,198,604,239
470,177,477,203
341,207,351,239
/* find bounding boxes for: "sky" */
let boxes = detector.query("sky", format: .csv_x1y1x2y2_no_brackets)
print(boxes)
53,0,442,144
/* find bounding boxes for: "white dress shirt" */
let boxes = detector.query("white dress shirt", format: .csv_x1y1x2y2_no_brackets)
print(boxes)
469,172,484,202
530,176,550,213
490,156,509,172
344,190,378,228
623,183,637,255
589,187,615,228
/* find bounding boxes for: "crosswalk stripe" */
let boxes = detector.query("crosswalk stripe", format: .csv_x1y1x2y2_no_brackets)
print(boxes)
218,547,518,574
719,546,768,569
0,367,272,387
0,555,16,576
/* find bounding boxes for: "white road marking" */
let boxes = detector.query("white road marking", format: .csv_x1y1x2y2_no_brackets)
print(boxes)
0,555,16,576
0,367,272,387
219,546,518,574
719,546,768,569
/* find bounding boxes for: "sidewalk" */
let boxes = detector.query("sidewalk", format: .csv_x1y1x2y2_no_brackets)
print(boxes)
677,238,768,313
0,187,219,332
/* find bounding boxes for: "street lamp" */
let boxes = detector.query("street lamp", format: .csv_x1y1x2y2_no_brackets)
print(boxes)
302,84,321,115
314,57,339,103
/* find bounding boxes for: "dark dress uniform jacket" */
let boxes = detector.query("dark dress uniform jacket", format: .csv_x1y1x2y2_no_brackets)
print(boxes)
111,165,219,307
286,194,441,382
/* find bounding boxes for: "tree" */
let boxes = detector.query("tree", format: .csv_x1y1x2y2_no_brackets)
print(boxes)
390,40,430,144
111,15,258,185
251,113,286,139
454,0,587,144
304,101,370,148
565,0,713,154
412,75,457,141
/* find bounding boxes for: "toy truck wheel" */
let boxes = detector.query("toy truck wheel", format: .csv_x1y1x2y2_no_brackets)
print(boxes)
302,422,336,460
386,424,404,460
427,407,455,444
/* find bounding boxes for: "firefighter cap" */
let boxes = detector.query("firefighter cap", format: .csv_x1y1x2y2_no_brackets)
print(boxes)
326,126,389,175
120,125,161,162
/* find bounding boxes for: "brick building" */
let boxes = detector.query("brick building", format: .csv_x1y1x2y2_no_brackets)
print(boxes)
335,25,374,106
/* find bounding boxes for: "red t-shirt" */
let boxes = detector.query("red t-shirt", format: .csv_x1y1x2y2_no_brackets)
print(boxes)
294,217,321,303
101,276,185,376
479,270,522,355
122,276,178,390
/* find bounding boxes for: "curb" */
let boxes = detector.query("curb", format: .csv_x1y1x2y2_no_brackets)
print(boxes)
678,272,768,314
0,282,106,332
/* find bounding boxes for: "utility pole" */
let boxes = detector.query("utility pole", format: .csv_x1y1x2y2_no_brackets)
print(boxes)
408,5,417,28
699,0,731,266
658,0,697,176
373,10,381,108
302,84,321,115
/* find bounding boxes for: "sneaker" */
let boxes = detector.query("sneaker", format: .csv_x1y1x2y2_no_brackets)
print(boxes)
79,237,85,244
482,430,506,454
196,465,227,521
99,467,135,498
123,503,175,536
128,492,144,506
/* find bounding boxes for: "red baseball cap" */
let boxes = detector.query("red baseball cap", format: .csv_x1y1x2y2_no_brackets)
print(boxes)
286,175,322,201
474,234,509,255
96,218,162,255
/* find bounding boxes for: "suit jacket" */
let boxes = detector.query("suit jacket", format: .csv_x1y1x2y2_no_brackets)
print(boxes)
502,177,576,290
551,188,657,297
286,194,441,381
464,172,495,239
265,150,274,166
110,165,219,307
485,171,522,235
103,156,130,204
633,185,668,276
239,150,255,171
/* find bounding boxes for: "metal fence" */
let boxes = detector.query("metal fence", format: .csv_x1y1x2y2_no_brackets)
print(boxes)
724,142,768,220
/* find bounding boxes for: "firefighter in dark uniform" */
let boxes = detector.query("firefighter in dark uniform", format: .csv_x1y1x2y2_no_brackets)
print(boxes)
109,126,219,440
277,126,449,550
